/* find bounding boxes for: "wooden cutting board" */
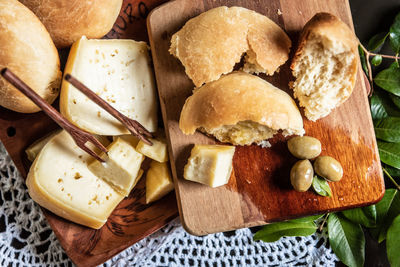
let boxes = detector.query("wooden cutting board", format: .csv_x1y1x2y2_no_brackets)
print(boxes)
147,0,385,235
0,1,177,266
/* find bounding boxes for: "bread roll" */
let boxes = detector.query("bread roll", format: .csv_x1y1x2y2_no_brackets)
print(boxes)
179,72,304,146
20,0,123,48
290,13,358,121
169,6,291,87
0,0,61,113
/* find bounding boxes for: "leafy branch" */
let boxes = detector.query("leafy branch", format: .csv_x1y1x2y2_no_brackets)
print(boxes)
254,12,400,267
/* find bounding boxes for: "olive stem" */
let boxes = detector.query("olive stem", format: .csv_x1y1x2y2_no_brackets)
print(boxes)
382,167,400,190
318,213,330,232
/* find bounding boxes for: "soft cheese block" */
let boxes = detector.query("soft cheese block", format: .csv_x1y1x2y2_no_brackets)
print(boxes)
26,130,124,229
60,36,158,135
146,161,174,204
25,130,60,161
88,137,144,196
184,145,235,187
136,138,168,163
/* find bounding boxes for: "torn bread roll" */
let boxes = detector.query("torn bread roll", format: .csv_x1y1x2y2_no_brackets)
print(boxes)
290,12,358,121
20,0,123,48
179,72,304,146
0,0,61,113
169,6,291,87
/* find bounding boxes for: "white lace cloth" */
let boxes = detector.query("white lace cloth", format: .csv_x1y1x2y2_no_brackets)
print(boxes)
0,142,338,266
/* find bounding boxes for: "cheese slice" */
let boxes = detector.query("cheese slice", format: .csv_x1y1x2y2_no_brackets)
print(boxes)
146,161,174,204
183,145,235,187
26,130,124,229
60,36,158,135
25,130,60,161
88,137,144,196
136,137,168,163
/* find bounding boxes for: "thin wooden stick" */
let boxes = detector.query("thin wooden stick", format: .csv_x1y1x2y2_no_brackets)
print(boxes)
64,74,153,146
1,68,107,163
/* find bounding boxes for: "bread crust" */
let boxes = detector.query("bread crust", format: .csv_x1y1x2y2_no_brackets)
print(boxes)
0,0,61,113
20,0,123,48
170,6,291,87
179,72,304,136
290,12,358,114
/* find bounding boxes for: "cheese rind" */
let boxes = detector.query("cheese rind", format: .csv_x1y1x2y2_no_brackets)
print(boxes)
184,145,235,187
136,138,168,163
26,130,123,229
60,36,158,135
146,161,174,204
88,137,144,196
25,130,60,161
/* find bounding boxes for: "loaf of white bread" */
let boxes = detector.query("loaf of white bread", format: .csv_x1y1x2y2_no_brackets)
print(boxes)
291,12,358,121
179,72,304,145
169,6,291,87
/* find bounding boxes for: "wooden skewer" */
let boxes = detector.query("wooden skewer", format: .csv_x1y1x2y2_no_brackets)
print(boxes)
64,74,153,146
1,68,107,163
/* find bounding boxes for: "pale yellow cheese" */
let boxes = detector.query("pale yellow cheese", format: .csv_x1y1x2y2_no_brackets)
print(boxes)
88,137,144,196
146,161,174,204
26,130,123,229
60,36,158,135
183,145,235,187
25,130,60,161
136,138,168,163
113,134,140,147
128,169,144,194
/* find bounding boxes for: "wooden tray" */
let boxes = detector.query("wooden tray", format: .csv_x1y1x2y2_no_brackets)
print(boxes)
0,0,177,266
147,0,385,235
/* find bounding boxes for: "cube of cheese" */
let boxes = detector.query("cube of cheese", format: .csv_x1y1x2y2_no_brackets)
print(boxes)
88,137,144,196
136,138,168,163
60,36,158,135
114,135,140,147
146,161,174,204
26,130,123,229
128,169,144,194
25,130,60,161
184,145,235,187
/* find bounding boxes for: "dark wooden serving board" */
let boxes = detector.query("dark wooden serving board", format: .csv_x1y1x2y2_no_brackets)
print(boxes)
0,1,178,266
147,0,385,235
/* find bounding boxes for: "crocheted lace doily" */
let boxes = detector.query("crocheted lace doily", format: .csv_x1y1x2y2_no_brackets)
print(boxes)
0,142,338,266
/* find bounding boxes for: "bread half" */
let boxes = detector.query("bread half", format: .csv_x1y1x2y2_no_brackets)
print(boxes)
169,6,291,87
290,13,358,121
179,72,304,146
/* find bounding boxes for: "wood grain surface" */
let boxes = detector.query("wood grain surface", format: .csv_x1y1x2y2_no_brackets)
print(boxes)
0,1,177,266
147,0,385,235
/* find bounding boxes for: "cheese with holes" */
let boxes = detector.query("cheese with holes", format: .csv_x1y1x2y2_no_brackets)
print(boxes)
184,145,235,187
60,36,158,135
26,130,123,229
88,137,144,196
136,137,168,163
146,161,174,204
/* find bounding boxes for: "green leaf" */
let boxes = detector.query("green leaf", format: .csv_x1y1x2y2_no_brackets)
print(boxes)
253,221,317,242
370,89,400,120
328,213,365,267
358,45,369,76
390,93,400,109
387,215,400,267
378,141,400,169
374,117,400,142
341,206,376,228
389,13,400,54
290,214,324,223
374,63,400,96
384,164,400,177
312,175,332,197
371,55,383,66
368,32,389,52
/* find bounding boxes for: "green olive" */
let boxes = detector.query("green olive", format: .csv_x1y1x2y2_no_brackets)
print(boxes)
290,159,314,192
287,136,322,159
314,156,343,182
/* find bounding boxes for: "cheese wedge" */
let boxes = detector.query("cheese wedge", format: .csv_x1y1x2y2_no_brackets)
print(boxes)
88,137,144,196
146,161,174,204
26,130,123,229
114,134,140,147
136,138,168,163
25,130,60,161
184,145,235,187
60,36,158,135
128,169,144,194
